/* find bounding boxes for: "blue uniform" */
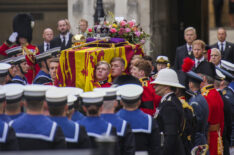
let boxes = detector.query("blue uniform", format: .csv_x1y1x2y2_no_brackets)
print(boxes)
189,93,209,146
101,114,135,155
71,111,85,122
78,116,117,148
8,113,23,120
229,81,234,91
0,114,11,123
11,75,27,85
50,116,90,149
9,114,66,150
33,70,52,85
0,120,18,150
117,109,161,155
222,86,234,146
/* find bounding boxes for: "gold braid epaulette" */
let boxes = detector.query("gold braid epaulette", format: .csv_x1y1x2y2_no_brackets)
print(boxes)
22,46,38,64
201,84,214,97
140,77,149,87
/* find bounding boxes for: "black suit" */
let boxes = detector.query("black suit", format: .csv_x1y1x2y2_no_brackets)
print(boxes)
50,33,73,50
37,44,44,54
210,41,234,63
174,44,194,70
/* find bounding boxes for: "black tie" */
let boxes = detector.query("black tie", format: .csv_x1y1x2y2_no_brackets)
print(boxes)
220,43,224,53
61,36,66,49
197,61,201,67
46,43,50,51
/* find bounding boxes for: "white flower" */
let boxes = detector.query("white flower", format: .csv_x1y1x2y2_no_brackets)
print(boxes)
115,17,125,23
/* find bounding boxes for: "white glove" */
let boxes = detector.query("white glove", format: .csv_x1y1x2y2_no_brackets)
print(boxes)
8,32,18,43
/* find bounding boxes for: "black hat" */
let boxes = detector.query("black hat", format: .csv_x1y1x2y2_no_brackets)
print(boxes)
112,75,141,87
187,71,203,83
13,13,34,43
35,52,52,63
216,67,234,83
195,61,217,78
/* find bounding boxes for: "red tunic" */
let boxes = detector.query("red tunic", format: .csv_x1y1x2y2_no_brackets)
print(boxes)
93,80,112,88
0,42,40,84
139,77,161,116
201,84,224,155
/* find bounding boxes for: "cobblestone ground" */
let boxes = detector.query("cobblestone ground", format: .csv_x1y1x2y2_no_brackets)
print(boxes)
209,28,234,45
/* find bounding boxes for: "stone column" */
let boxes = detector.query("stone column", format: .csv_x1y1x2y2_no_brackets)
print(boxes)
68,0,95,35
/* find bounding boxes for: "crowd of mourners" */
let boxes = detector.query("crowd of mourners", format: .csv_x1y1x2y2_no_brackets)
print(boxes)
0,13,234,155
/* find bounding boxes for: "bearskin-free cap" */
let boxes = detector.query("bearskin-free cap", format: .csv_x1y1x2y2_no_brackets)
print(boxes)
0,89,5,102
3,84,24,103
13,13,34,43
117,84,143,103
67,95,77,109
0,63,11,76
156,56,169,64
24,85,49,97
46,88,68,103
59,87,84,96
112,75,142,87
221,60,234,73
80,91,106,105
151,68,185,88
94,87,117,100
216,67,234,82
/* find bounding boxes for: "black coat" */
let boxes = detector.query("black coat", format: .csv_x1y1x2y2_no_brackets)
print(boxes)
37,44,44,54
210,41,234,63
174,44,194,70
50,33,73,50
157,93,186,155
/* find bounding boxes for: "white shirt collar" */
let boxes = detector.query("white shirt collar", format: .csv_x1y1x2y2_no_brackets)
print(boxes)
160,92,174,103
195,56,204,62
218,41,226,46
186,43,192,50
60,32,70,45
44,41,50,51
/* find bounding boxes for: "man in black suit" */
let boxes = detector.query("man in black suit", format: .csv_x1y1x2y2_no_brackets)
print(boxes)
174,27,197,71
37,28,54,53
210,27,234,63
50,19,73,50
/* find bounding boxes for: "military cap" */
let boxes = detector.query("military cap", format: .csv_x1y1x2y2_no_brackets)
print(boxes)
35,52,52,62
3,84,24,104
67,95,77,109
59,87,83,97
216,67,234,82
186,71,203,83
5,46,22,56
24,84,49,100
80,91,106,106
155,55,169,64
221,60,234,74
46,88,69,106
94,87,117,100
13,55,26,64
0,63,11,76
0,57,15,65
195,61,217,78
117,84,143,104
46,47,61,56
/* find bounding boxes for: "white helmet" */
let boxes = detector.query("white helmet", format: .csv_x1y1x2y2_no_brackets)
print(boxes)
151,68,185,88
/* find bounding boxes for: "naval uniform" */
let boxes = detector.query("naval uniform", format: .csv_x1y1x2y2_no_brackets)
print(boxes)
0,120,18,150
78,116,118,149
50,116,90,149
189,92,209,146
101,114,135,155
33,70,52,85
71,111,85,122
8,113,23,120
11,75,27,85
0,114,11,123
156,92,185,155
117,109,161,155
9,114,66,150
